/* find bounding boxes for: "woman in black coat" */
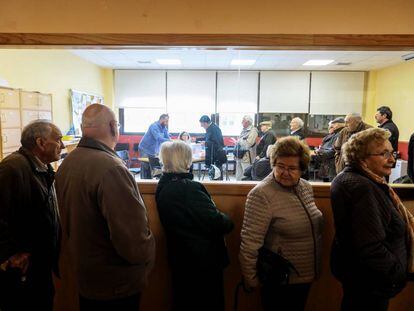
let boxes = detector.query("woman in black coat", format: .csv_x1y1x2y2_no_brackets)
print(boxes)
330,128,413,311
156,141,234,311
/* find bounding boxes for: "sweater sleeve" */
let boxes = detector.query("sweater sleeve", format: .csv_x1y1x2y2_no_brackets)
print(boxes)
98,165,155,266
239,188,273,287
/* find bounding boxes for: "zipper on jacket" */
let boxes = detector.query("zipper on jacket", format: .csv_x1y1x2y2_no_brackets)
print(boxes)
294,189,318,278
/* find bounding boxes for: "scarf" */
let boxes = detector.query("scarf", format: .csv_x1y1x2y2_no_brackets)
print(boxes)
359,163,414,273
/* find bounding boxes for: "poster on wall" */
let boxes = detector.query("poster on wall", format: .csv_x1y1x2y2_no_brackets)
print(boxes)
70,89,104,136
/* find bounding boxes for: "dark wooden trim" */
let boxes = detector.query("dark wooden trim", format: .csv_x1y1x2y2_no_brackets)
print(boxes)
1,33,414,50
137,180,414,199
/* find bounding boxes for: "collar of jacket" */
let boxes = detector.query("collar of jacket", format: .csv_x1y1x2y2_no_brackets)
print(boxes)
268,171,301,193
343,165,390,191
379,120,393,128
18,147,54,176
160,172,194,181
77,136,118,157
240,125,254,136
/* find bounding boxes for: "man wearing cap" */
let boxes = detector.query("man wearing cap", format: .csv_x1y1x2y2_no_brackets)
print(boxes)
315,117,345,181
199,115,226,179
255,121,277,160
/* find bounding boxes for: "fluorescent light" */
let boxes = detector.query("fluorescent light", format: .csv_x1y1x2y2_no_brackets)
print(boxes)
156,59,181,65
303,59,335,66
231,59,256,66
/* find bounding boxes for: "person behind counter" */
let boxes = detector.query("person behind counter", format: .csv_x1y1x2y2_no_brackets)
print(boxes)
199,115,226,180
234,115,258,181
290,117,305,140
239,136,323,311
178,131,192,145
156,141,234,311
139,114,171,179
330,128,412,311
315,117,345,182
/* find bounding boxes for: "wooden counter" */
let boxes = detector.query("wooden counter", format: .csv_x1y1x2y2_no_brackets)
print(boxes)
54,181,414,311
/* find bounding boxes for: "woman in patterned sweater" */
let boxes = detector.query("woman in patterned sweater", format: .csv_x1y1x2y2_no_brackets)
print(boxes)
239,136,323,311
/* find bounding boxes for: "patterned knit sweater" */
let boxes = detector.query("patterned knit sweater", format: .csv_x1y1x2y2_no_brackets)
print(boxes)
239,173,323,287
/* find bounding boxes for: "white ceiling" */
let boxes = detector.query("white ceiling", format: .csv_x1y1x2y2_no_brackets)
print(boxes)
70,49,414,71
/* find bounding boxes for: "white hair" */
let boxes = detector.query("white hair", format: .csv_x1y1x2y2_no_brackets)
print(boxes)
345,113,362,122
292,117,304,128
243,115,253,125
160,141,193,173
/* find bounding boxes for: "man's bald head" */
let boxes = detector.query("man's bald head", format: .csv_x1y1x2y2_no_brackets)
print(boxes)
345,113,362,132
81,104,119,149
82,104,115,128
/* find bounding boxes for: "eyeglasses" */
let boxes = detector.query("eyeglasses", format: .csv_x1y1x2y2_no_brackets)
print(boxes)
275,164,301,174
114,121,122,129
368,151,397,159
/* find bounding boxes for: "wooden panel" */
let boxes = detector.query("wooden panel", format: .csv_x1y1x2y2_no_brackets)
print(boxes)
0,88,20,109
1,128,21,149
54,181,414,311
1,34,414,50
38,93,52,111
20,91,39,110
0,109,21,128
21,110,39,127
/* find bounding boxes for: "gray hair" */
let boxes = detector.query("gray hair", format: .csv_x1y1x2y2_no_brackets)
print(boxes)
243,115,253,125
21,120,55,150
160,141,193,173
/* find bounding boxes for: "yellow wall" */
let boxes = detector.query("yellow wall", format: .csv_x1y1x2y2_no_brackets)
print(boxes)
0,0,414,34
0,49,113,133
366,61,414,141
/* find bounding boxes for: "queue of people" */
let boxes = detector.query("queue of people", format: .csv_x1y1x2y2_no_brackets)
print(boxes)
0,104,412,311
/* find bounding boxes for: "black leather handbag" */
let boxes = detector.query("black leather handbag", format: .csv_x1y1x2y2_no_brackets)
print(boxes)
256,247,298,285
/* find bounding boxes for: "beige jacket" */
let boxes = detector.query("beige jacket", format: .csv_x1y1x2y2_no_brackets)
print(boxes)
239,173,323,287
55,137,155,300
237,125,258,164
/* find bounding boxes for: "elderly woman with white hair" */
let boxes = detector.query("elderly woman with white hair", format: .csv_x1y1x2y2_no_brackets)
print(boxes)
234,115,258,180
155,141,234,311
290,117,305,140
331,128,412,311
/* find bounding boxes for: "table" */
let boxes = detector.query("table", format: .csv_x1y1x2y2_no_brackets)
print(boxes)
138,157,206,180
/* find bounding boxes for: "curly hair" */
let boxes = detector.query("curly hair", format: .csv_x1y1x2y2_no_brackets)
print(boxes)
342,128,391,166
269,136,310,171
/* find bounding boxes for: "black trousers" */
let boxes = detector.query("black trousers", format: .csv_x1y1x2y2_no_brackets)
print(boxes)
171,268,225,311
261,282,311,311
0,268,54,311
79,293,141,311
341,285,389,311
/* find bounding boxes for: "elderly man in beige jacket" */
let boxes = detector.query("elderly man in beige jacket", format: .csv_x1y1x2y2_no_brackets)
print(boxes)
55,104,155,311
233,115,258,181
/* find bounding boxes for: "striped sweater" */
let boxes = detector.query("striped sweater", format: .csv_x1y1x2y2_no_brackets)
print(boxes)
239,173,323,287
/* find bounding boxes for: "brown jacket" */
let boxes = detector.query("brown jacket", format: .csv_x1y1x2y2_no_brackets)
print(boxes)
239,173,323,287
55,137,155,300
334,121,372,174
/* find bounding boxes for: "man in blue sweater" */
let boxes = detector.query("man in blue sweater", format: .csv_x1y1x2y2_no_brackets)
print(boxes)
139,114,171,179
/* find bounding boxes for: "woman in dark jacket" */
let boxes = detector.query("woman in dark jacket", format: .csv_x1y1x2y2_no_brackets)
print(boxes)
331,128,413,311
156,141,234,311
